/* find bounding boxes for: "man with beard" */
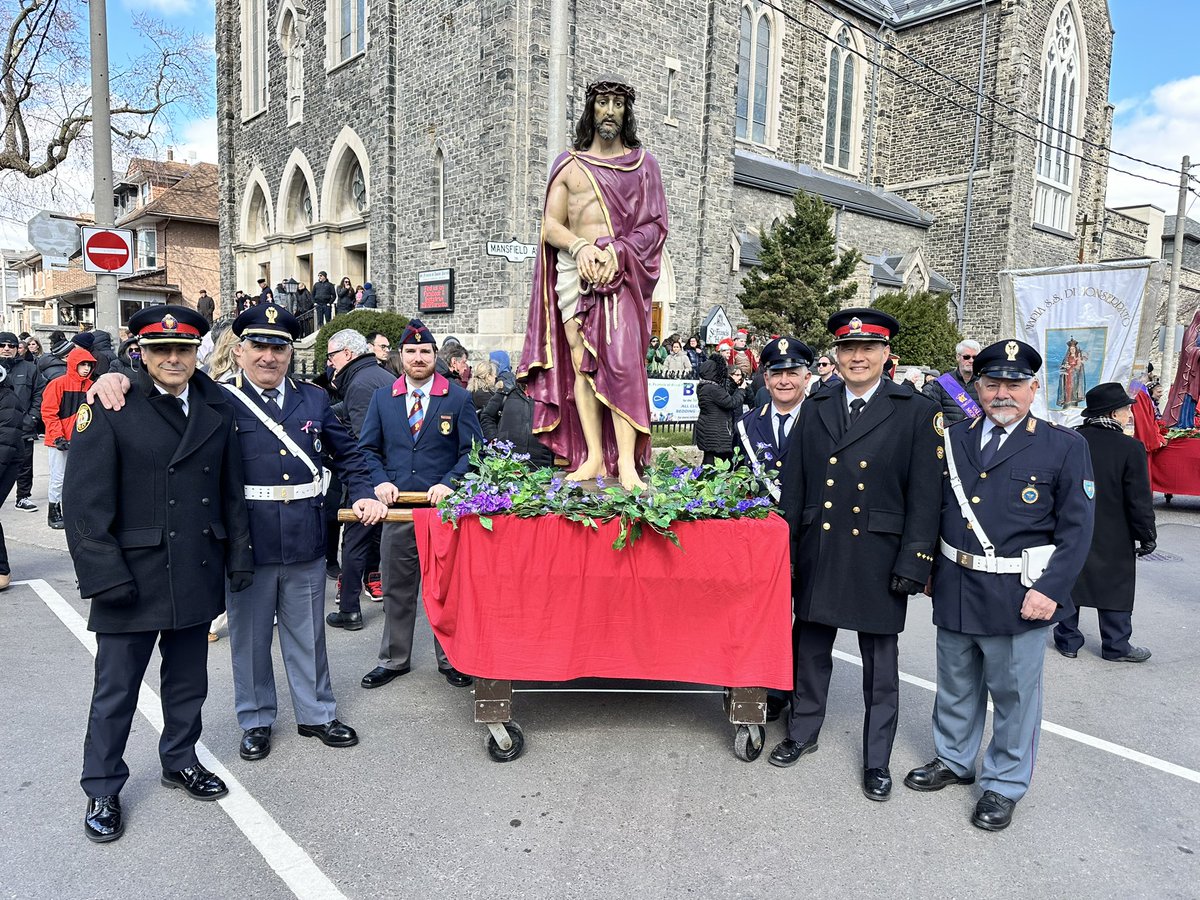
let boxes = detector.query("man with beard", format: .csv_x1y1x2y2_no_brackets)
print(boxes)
905,339,1094,831
517,75,668,491
923,339,982,424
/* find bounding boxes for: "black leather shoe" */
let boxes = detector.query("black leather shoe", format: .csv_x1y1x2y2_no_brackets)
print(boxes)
765,695,789,722
768,738,818,768
298,719,359,747
862,767,893,801
439,666,473,687
239,726,271,761
1055,646,1078,658
84,795,123,843
1107,646,1152,663
361,665,409,688
326,610,364,631
325,564,341,580
161,764,228,800
972,790,1017,831
904,758,976,792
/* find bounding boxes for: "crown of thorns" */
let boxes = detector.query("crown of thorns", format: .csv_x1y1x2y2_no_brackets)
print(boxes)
585,76,636,103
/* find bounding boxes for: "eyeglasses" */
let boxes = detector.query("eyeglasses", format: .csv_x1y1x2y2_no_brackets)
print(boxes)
960,354,975,360
816,361,831,367
0,342,16,348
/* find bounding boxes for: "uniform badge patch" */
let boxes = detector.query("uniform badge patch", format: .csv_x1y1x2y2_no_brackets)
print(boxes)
439,415,453,435
936,445,945,459
1083,479,1095,499
933,412,945,437
313,437,322,453
1021,485,1039,504
75,404,92,433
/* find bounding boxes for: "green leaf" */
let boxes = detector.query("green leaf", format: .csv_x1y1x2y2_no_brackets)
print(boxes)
478,516,493,532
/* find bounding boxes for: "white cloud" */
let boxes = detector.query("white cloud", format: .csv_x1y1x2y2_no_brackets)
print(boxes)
0,219,30,251
176,116,218,165
1106,75,1200,214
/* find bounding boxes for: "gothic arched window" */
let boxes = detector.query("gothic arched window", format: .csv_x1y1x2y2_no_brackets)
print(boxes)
349,162,367,213
433,149,445,243
824,27,857,171
1034,1,1084,231
241,0,268,117
736,1,777,145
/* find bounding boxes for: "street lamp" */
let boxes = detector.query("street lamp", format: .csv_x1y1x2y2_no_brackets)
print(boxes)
284,277,298,313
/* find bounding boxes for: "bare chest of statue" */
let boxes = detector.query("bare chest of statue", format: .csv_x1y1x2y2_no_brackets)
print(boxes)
558,159,612,241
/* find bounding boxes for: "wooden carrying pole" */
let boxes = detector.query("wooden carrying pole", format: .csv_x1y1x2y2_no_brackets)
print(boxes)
337,492,430,523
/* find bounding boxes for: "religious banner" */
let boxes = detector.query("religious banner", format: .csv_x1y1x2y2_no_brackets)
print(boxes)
1000,261,1162,426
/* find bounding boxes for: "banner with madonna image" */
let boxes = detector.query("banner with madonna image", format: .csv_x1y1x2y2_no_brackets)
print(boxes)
999,260,1163,427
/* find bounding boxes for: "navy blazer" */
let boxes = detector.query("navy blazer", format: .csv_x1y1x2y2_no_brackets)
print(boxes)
736,402,796,488
358,372,482,492
229,374,375,565
931,413,1095,635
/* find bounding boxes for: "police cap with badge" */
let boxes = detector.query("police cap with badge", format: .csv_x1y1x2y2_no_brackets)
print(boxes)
827,307,900,344
128,304,209,345
972,339,1043,381
759,336,814,371
399,319,437,348
233,303,302,345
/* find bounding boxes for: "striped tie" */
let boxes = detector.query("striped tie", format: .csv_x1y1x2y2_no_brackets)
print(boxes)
409,389,424,437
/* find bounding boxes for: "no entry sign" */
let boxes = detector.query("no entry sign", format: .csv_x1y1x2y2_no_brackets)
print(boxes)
81,227,134,275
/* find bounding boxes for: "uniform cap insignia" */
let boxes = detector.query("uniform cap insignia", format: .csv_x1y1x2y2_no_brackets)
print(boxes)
162,313,178,331
1083,479,1095,499
778,339,789,352
75,404,92,433
265,306,278,323
1021,485,1040,504
848,317,863,332
1005,341,1019,361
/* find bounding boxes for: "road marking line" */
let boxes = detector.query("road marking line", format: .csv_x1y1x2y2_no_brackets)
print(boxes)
21,580,348,900
832,648,1200,785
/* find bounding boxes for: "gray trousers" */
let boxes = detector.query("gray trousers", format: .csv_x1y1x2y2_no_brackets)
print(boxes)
379,522,448,671
226,557,337,730
931,627,1046,802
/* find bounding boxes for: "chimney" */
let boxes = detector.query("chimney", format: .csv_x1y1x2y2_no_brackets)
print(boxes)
167,147,174,161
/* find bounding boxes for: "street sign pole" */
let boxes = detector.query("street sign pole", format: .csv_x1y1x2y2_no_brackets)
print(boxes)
89,0,120,334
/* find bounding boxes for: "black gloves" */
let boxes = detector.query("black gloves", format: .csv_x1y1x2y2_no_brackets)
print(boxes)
228,571,254,593
93,583,136,606
890,575,924,596
1135,541,1156,557
53,437,69,452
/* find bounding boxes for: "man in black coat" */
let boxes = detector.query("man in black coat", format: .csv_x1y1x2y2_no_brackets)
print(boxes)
922,339,982,424
312,272,335,329
771,308,942,803
0,331,45,512
1055,382,1156,662
64,305,254,844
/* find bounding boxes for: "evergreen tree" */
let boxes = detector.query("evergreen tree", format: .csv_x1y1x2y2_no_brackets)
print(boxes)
738,190,861,349
870,290,961,373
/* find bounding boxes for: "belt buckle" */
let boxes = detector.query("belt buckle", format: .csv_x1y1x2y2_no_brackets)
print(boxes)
957,551,973,567
280,485,294,501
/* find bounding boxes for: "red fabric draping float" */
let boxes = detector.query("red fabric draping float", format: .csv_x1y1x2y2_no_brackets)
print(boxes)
1149,438,1200,497
414,510,793,688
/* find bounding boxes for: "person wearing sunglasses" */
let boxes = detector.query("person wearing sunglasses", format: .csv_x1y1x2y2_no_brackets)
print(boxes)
923,338,982,425
808,353,842,397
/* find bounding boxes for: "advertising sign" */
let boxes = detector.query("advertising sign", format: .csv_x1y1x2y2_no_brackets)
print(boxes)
417,268,454,313
647,378,699,423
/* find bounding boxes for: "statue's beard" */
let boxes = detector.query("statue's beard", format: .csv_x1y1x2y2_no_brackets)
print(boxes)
597,119,620,141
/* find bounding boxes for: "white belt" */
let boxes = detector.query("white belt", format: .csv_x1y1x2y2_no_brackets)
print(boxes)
245,481,322,501
939,539,1023,574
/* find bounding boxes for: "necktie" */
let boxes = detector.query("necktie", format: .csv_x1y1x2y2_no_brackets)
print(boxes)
848,398,866,427
409,389,424,437
775,413,789,448
263,387,282,422
981,426,1006,466
176,396,188,418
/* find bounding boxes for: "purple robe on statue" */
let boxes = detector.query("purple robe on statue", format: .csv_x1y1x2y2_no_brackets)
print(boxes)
517,147,668,474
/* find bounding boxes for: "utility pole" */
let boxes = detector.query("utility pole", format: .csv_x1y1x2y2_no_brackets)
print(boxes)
1163,154,1190,385
547,0,569,170
89,0,120,334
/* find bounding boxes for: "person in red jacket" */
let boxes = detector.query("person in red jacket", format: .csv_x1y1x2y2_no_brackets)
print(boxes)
40,345,95,529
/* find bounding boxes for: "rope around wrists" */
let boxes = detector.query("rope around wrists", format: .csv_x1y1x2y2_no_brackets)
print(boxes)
568,237,590,258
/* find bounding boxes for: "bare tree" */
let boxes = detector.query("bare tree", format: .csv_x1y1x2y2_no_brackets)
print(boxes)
0,0,211,180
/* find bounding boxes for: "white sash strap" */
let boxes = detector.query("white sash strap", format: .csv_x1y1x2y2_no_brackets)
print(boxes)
221,381,330,501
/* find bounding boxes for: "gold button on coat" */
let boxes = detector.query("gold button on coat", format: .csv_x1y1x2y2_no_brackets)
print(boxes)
826,479,834,486
824,501,832,509
972,496,981,504
980,472,988,479
852,506,860,513
822,523,830,531
859,461,868,469
857,483,865,491
852,529,860,536
829,456,838,465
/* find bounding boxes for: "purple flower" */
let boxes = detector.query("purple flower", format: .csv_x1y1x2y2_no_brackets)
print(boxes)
691,466,703,478
685,499,703,511
671,466,690,478
595,477,606,488
735,499,753,513
513,452,531,462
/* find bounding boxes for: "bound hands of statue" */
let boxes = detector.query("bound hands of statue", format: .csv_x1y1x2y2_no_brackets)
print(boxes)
578,244,617,287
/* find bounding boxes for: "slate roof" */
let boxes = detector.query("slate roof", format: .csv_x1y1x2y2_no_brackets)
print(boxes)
837,0,1002,27
734,150,933,228
116,163,219,226
1162,215,1200,241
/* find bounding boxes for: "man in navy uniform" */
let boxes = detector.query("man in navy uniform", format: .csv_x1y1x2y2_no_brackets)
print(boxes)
735,335,813,722
905,339,1094,831
65,305,254,843
770,308,942,803
223,304,387,761
358,319,483,689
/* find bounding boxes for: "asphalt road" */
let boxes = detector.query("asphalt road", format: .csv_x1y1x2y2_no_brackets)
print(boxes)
1,456,1198,900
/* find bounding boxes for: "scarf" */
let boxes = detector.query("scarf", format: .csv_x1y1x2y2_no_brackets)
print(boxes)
1080,416,1124,432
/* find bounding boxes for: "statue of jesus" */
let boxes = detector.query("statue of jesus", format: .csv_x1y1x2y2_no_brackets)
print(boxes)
517,75,669,491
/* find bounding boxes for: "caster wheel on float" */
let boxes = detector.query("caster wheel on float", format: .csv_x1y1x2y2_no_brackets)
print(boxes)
734,724,765,762
486,721,525,763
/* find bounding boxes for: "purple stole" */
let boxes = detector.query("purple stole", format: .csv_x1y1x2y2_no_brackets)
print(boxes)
937,372,983,419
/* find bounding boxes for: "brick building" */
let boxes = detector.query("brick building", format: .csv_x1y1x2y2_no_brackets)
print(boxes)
216,0,1115,348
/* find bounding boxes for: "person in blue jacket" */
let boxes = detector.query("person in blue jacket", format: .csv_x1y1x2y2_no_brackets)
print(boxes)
904,339,1095,832
357,319,482,689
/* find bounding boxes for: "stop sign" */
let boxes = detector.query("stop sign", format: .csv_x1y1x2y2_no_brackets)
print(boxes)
81,227,134,275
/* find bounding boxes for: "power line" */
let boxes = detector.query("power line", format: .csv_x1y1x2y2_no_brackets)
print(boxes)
796,0,1188,181
756,0,1187,192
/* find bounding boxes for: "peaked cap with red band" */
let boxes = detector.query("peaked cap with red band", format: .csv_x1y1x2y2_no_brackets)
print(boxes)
128,304,208,346
400,319,437,349
827,307,899,344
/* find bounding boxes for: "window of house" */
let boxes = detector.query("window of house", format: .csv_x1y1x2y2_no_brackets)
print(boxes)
824,27,857,171
735,2,776,145
242,0,268,117
139,181,151,206
137,229,157,269
433,149,445,243
664,58,680,125
349,162,367,213
1034,1,1082,232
